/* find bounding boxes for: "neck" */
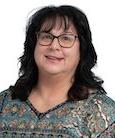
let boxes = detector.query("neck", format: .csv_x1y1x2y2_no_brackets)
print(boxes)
32,73,73,102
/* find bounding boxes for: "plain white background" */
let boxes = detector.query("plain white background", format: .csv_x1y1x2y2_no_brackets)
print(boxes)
0,0,115,100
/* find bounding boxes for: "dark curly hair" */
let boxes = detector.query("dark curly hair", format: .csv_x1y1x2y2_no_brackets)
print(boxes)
9,5,106,101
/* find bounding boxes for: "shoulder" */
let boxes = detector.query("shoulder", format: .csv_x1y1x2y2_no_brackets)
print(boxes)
0,88,12,101
0,88,21,113
0,89,12,111
86,91,115,121
84,90,115,137
0,88,10,97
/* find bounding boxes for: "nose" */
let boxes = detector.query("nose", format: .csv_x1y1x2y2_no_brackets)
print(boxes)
49,37,61,50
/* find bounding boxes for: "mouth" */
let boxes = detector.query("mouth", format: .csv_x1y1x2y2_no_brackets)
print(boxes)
45,55,64,62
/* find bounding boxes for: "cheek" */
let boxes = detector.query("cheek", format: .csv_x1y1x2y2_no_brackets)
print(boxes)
73,43,80,62
34,46,39,61
34,45,43,65
64,45,80,67
71,50,80,68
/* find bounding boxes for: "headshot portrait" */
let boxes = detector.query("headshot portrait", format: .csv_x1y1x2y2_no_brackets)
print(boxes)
0,1,115,137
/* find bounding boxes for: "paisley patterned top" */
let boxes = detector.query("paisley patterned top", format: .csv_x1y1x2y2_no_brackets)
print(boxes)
0,89,115,138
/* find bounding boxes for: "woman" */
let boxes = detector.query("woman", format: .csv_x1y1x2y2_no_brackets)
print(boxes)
0,5,115,137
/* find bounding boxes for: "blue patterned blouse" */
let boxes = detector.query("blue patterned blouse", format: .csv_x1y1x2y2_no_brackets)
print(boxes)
0,89,115,138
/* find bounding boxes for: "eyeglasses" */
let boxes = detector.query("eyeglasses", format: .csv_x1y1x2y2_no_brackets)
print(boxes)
36,32,79,48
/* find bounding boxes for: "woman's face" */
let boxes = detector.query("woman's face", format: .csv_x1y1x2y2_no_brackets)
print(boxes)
34,19,80,77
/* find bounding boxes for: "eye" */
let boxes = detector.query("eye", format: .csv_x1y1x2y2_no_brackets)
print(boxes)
62,36,70,40
60,35,73,42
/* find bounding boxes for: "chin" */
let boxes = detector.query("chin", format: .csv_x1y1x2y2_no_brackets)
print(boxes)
41,67,64,75
46,70,63,75
38,63,66,75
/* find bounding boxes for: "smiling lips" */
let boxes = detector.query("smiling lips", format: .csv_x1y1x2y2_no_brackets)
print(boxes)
45,55,64,61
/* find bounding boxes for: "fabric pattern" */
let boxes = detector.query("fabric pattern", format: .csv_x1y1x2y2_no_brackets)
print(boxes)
0,89,115,138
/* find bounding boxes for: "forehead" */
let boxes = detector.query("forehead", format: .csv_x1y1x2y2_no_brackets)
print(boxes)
40,16,77,34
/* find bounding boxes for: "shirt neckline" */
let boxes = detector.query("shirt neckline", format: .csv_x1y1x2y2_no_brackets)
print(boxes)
26,98,71,117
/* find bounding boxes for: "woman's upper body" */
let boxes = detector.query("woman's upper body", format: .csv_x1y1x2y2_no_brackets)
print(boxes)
0,5,115,138
0,88,115,137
